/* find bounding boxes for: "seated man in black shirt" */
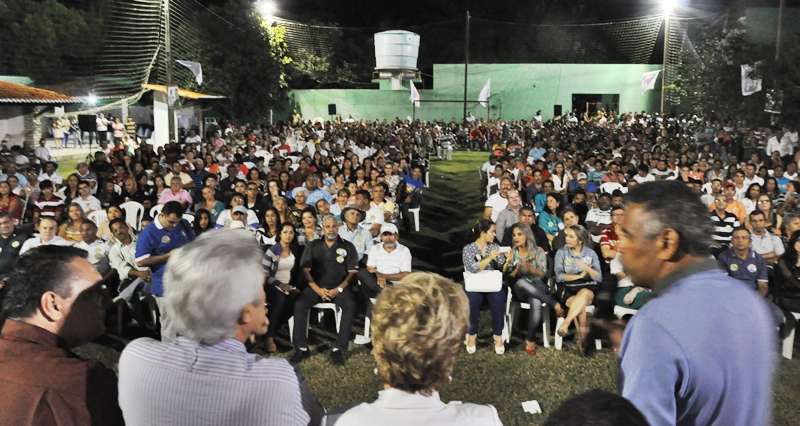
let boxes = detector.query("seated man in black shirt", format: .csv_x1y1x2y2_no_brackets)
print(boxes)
0,212,28,279
291,214,358,366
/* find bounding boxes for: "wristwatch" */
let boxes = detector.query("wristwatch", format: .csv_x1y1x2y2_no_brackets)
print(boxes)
336,287,343,294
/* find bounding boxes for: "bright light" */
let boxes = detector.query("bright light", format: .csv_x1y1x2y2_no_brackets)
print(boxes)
255,0,275,21
85,94,98,106
660,0,677,14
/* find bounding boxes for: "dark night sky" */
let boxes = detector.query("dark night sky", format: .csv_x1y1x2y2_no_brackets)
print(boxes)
269,0,796,26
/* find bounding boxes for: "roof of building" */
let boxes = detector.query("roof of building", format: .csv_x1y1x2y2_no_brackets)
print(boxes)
0,81,83,105
142,84,225,100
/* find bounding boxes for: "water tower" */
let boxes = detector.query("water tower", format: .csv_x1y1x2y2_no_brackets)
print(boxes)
373,30,421,90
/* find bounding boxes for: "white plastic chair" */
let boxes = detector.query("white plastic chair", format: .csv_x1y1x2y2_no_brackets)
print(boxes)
782,311,800,359
288,303,342,343
503,287,552,348
119,201,144,230
87,210,107,228
554,305,603,351
407,207,421,232
600,182,623,195
149,204,164,219
613,305,638,320
355,298,378,345
182,213,195,225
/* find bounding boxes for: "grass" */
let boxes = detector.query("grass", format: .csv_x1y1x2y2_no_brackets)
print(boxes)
74,151,800,425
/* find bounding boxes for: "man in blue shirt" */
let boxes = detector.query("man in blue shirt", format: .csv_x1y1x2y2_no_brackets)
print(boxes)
717,227,769,295
618,181,775,426
135,201,195,336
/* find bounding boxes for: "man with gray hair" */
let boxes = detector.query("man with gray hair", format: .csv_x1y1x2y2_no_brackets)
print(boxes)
118,230,323,426
292,214,359,365
617,180,775,426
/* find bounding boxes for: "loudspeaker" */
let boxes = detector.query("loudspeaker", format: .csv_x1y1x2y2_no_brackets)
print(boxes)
328,104,337,115
78,115,96,132
553,105,563,117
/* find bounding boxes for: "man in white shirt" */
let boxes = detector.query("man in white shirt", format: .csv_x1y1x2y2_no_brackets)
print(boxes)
749,210,784,266
743,163,764,188
108,219,151,284
34,138,52,162
484,176,513,222
355,189,384,237
74,181,102,214
75,221,110,275
338,207,372,262
38,161,63,186
358,223,412,302
20,217,71,254
632,164,656,184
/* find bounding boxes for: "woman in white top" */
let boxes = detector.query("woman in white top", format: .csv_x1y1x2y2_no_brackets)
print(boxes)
336,272,502,426
261,223,301,353
550,161,570,193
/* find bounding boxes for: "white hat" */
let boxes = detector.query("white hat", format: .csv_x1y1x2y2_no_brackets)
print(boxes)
380,223,399,235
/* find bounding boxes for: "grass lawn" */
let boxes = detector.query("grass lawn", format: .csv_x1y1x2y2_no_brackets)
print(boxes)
75,151,800,425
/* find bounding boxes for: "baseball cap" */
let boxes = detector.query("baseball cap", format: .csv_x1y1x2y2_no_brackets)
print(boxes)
576,173,588,180
380,223,399,235
232,206,248,215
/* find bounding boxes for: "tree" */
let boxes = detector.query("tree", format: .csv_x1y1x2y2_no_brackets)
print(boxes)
196,0,287,122
0,0,100,83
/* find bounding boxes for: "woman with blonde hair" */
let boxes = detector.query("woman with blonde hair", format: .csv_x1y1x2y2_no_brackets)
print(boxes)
337,272,502,426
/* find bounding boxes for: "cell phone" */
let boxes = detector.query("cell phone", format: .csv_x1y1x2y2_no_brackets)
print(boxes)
498,246,512,254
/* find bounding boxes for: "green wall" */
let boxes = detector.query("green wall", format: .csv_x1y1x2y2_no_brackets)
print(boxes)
291,63,661,122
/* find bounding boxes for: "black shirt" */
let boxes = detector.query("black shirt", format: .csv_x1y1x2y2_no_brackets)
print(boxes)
300,237,358,289
0,232,29,276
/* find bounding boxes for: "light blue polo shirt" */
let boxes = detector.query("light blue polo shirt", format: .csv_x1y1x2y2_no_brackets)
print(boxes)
135,217,195,296
619,259,775,426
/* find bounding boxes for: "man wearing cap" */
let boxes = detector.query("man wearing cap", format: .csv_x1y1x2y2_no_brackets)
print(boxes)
358,223,412,301
215,194,259,230
708,182,746,223
338,206,372,262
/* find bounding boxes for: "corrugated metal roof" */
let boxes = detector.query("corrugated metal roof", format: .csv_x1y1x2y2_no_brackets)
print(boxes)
0,81,83,105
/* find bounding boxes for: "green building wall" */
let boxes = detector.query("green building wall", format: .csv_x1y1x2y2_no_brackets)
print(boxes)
290,63,662,122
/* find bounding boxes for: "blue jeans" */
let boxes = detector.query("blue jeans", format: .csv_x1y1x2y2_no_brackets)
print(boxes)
466,289,507,336
513,277,559,341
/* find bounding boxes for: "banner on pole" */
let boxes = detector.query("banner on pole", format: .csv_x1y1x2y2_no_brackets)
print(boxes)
741,64,762,96
176,60,203,86
409,81,420,108
478,79,491,107
641,70,660,93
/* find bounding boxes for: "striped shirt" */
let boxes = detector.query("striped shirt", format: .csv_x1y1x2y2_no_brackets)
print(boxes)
710,211,740,247
118,337,323,426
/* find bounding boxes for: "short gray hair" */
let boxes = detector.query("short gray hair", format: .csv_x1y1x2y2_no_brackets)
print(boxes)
162,229,265,345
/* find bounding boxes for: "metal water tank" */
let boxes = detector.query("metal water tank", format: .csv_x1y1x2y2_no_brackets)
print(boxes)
374,30,420,70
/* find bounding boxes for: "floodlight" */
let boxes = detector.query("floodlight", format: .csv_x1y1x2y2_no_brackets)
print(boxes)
660,0,676,15
255,0,275,21
86,94,98,106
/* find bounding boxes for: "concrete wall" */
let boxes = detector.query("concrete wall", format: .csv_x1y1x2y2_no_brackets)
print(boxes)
291,63,661,122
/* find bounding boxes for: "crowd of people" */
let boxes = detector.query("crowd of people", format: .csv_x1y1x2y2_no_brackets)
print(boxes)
0,110,795,425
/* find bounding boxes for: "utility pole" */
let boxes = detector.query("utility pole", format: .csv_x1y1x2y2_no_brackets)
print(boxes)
164,0,175,143
660,12,669,114
463,10,470,123
775,0,785,61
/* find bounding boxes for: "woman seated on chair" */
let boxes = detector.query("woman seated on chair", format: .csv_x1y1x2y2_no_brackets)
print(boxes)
58,202,87,243
504,224,564,355
553,224,602,350
462,219,507,355
337,272,503,426
262,223,302,353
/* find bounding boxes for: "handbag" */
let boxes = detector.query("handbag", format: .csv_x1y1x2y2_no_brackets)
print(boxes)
463,269,503,293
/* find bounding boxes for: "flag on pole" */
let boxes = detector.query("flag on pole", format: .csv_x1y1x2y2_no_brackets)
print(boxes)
478,78,491,107
176,60,203,85
641,70,660,93
409,81,420,108
741,64,762,96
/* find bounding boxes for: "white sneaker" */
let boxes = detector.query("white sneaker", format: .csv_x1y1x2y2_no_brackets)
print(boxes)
354,335,372,345
466,344,477,354
494,345,505,355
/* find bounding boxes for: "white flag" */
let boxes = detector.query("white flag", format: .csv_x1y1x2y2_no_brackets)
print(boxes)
741,64,762,96
478,78,491,107
641,70,660,93
176,60,203,85
409,81,420,108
